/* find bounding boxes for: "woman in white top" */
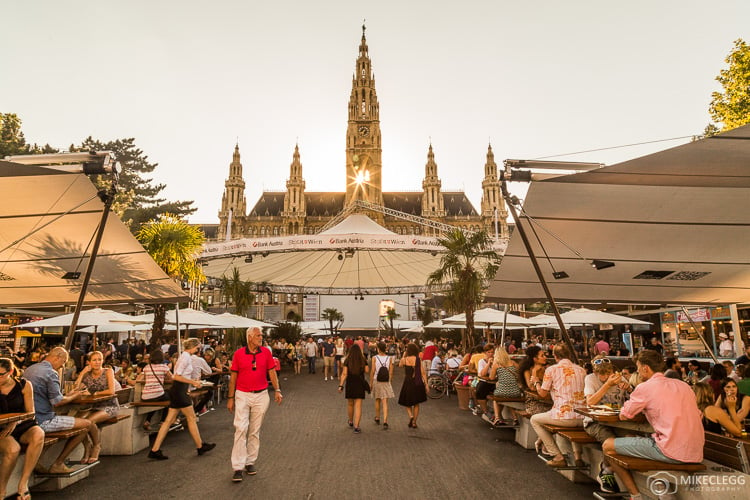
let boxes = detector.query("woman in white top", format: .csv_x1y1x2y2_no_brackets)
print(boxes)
148,338,215,460
335,338,346,378
370,342,395,429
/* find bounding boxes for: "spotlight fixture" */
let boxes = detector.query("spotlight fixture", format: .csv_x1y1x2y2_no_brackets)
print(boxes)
201,260,209,267
591,259,615,270
244,255,253,263
62,271,81,280
337,253,344,261
261,252,270,257
344,249,355,258
552,271,569,280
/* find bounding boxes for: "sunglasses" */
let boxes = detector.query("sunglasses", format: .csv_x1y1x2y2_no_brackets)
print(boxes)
592,358,611,366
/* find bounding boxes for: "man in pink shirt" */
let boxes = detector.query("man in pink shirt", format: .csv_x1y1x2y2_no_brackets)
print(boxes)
594,336,610,356
603,350,704,499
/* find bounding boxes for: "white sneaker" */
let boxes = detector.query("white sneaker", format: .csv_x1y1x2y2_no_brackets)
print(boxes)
324,377,328,381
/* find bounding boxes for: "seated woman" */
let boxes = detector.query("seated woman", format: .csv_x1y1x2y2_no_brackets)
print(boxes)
714,377,750,423
694,382,745,437
74,350,119,464
487,346,522,426
0,358,44,500
707,363,728,400
114,359,134,387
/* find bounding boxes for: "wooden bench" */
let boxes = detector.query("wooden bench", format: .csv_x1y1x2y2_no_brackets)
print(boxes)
101,414,131,427
131,400,170,407
557,429,598,444
605,453,706,472
703,431,750,474
43,427,88,441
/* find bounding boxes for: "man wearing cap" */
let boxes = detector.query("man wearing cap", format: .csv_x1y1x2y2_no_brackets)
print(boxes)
227,327,283,482
719,332,735,358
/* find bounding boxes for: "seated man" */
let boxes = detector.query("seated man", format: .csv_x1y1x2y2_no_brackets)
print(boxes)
428,352,444,376
602,350,704,500
23,347,97,474
584,355,631,494
529,343,587,468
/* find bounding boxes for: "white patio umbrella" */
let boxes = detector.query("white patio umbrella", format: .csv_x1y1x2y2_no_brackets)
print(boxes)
76,323,151,333
14,307,140,348
442,307,539,327
213,313,275,329
558,307,652,326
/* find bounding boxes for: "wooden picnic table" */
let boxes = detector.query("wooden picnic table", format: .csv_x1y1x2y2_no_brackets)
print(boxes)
575,407,654,433
0,412,35,426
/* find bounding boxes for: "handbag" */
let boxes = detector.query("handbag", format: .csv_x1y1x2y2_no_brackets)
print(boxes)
362,373,371,394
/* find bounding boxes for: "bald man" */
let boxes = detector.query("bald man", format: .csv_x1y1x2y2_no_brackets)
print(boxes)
23,347,97,473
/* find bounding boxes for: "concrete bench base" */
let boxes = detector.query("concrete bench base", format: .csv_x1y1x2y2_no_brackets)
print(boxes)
100,406,150,456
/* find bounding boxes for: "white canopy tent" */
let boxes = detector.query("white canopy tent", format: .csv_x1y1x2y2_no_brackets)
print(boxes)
489,124,750,305
201,214,500,295
0,157,187,308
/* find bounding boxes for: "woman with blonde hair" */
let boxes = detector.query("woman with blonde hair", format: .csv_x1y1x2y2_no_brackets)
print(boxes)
148,338,215,460
74,350,118,464
487,346,522,426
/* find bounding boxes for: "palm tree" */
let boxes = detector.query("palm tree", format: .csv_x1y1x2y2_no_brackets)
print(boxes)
136,213,206,345
221,267,254,316
321,307,344,336
427,229,499,352
385,307,400,338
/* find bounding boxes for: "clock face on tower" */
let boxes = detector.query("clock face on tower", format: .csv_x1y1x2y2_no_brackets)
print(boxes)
358,125,369,137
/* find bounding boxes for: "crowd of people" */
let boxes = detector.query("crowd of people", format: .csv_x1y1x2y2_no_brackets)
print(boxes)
2,329,750,496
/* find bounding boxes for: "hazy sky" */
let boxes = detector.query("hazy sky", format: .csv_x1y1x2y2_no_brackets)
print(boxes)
2,1,748,224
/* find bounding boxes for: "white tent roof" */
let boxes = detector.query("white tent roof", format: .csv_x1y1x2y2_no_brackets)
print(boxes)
201,214,451,294
489,124,750,305
0,159,186,308
319,214,396,235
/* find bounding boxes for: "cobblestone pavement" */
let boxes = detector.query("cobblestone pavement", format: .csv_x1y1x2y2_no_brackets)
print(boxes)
34,363,594,499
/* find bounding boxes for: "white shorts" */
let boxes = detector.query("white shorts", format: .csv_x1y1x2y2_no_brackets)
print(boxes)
39,415,76,433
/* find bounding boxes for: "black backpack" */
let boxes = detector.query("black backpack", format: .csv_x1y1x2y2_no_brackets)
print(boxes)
376,356,390,382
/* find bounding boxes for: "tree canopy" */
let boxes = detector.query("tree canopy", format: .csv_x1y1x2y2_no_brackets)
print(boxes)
427,229,499,352
74,137,196,232
0,113,57,157
707,38,750,134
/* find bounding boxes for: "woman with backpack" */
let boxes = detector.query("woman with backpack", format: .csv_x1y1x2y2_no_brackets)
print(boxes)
370,342,395,430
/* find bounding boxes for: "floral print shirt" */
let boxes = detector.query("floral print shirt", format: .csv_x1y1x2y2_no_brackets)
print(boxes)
540,358,586,419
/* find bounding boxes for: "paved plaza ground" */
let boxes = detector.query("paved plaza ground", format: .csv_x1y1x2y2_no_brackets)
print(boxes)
35,364,594,499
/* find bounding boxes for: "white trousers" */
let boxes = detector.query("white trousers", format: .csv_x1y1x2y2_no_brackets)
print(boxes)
231,390,270,470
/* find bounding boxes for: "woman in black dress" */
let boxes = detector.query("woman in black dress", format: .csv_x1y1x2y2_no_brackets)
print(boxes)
0,358,44,500
398,343,427,428
338,343,369,434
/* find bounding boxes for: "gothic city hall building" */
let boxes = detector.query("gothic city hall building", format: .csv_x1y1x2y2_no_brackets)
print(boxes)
216,26,509,241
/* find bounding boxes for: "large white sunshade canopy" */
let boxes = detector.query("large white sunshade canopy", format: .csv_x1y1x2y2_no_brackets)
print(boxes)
202,214,455,294
489,125,750,305
0,159,187,308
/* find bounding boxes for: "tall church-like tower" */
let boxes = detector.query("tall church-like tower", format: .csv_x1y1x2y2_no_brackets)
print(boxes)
282,144,307,235
344,24,384,208
480,144,509,239
217,144,247,241
421,144,445,218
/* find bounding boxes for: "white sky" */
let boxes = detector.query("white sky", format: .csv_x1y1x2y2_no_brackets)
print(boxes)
2,0,748,224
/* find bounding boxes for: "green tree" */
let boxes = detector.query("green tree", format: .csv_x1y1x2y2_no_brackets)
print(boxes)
221,267,254,316
416,305,434,326
321,307,344,336
708,39,750,133
136,214,206,344
427,229,499,352
75,137,196,232
385,307,400,338
0,113,58,157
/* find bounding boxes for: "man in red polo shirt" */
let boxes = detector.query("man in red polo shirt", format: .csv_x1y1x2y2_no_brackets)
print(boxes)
227,327,283,482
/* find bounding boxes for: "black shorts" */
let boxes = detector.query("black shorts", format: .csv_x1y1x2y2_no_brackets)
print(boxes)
475,380,496,400
11,419,38,442
169,381,192,409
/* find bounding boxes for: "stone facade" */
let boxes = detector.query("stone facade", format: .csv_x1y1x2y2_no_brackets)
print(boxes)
216,26,508,241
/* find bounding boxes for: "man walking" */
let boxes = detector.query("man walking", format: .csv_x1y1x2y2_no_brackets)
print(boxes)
305,337,318,374
228,327,283,482
322,337,336,381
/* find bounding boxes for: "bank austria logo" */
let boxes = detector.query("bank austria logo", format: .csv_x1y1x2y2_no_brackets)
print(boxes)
647,472,677,496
